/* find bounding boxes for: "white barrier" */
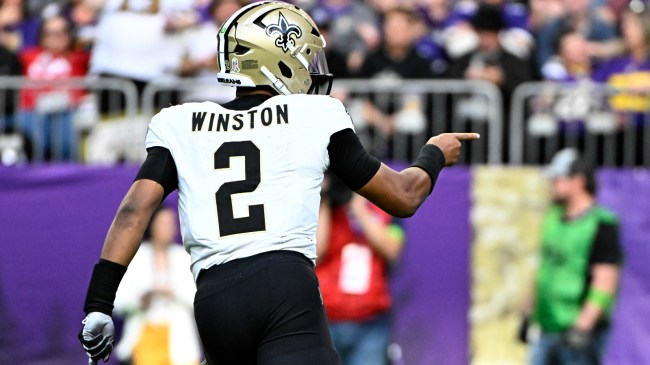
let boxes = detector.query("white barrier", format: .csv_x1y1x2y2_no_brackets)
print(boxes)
0,76,139,163
510,81,650,166
142,78,504,164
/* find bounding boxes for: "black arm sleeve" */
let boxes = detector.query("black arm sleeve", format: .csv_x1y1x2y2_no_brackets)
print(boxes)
135,147,178,198
327,129,381,191
589,222,623,265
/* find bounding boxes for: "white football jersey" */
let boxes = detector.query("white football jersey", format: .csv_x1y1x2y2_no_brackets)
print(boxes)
145,94,354,280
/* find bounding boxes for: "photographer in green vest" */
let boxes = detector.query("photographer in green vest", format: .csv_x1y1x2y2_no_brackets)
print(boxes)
528,149,623,365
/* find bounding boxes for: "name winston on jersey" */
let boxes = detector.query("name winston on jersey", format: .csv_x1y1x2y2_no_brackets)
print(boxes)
191,104,289,132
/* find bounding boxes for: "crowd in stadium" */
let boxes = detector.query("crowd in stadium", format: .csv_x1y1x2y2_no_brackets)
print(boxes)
0,0,648,164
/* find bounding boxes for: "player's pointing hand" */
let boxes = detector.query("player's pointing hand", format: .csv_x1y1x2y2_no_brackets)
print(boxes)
451,132,481,141
428,133,480,166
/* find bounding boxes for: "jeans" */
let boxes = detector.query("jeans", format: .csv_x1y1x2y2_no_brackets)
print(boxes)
530,328,609,365
329,314,390,365
19,111,75,161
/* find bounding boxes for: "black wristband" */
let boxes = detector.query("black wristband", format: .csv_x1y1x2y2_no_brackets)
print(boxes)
83,259,127,315
411,144,446,194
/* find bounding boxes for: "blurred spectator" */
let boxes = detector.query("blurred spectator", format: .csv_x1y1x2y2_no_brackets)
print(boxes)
542,30,593,82
90,0,198,113
456,0,534,59
0,0,26,51
446,4,533,162
591,6,650,165
359,8,434,81
366,0,400,14
60,0,100,50
486,0,534,59
316,174,405,365
525,149,622,365
0,42,29,165
12,0,68,51
607,0,634,22
0,41,21,128
531,30,594,142
415,0,512,75
114,206,201,365
478,0,530,31
529,0,566,31
179,0,240,103
317,17,351,80
356,7,433,150
18,14,90,161
193,0,214,22
430,0,482,60
415,0,455,75
592,6,650,112
309,0,380,73
535,0,621,72
447,4,535,100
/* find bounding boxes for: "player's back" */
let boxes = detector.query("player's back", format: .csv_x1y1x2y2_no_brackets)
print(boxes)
145,94,354,279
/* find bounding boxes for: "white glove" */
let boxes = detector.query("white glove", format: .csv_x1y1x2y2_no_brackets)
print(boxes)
78,312,115,364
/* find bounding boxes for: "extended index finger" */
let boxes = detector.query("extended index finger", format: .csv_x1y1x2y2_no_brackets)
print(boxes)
452,133,481,141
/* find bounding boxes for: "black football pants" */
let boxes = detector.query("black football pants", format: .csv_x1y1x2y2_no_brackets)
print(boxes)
194,251,341,365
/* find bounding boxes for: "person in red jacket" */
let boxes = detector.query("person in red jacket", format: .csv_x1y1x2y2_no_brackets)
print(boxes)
19,14,89,161
316,173,405,365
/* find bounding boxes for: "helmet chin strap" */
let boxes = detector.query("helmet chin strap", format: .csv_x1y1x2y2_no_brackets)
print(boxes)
261,66,293,95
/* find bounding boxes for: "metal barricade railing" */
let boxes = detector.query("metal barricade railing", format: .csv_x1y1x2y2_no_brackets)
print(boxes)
141,77,238,121
510,81,650,166
335,79,503,164
142,78,504,165
0,76,139,164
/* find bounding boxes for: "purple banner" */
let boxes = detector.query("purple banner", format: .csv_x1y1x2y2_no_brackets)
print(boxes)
599,170,650,365
0,165,471,365
389,167,471,365
0,166,136,365
1,166,648,365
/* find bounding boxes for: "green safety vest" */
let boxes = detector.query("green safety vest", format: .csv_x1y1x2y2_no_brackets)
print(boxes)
533,205,618,332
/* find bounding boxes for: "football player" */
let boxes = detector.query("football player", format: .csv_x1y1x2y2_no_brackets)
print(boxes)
78,2,479,365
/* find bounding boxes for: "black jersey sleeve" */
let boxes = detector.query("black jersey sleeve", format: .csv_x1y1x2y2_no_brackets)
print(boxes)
589,221,623,265
134,147,178,197
327,129,381,191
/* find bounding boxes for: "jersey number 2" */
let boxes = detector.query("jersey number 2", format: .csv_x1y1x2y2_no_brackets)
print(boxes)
214,141,266,237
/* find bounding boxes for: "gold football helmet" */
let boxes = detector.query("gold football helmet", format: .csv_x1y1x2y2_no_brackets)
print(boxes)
217,1,333,95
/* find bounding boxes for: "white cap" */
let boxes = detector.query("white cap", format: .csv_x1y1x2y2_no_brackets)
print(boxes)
545,148,580,179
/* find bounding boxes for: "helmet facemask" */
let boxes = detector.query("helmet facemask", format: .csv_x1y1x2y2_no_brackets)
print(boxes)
307,48,333,95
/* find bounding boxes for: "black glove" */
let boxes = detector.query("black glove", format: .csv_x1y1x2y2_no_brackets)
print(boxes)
78,312,115,364
563,327,592,351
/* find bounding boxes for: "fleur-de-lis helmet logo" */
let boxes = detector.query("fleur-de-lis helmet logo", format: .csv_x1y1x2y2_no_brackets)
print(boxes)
265,12,302,52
